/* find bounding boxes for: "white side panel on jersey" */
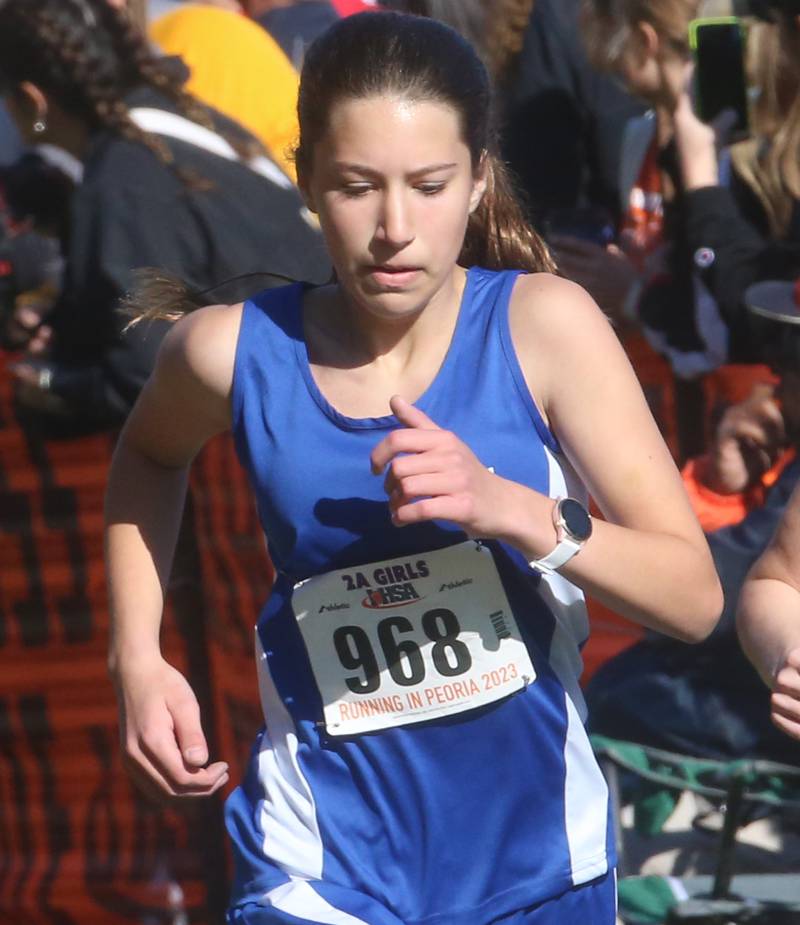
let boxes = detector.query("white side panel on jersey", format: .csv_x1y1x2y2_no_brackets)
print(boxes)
539,445,590,716
540,446,610,884
261,880,371,925
255,632,324,880
562,693,611,883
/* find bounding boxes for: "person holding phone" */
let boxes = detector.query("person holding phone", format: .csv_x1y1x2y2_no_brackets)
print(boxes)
672,2,800,362
564,0,722,459
574,0,800,460
106,12,722,923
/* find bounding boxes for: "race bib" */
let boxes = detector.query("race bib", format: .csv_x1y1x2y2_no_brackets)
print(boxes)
292,541,536,736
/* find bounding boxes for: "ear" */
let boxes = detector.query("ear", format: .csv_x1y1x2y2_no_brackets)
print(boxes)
15,81,49,123
469,153,488,214
632,20,660,61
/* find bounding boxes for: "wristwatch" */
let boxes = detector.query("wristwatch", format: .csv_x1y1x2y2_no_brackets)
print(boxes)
529,497,592,575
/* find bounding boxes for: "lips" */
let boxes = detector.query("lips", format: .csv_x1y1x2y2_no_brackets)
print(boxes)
366,265,422,287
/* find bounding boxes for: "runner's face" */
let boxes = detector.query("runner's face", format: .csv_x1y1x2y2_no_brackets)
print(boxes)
302,95,485,321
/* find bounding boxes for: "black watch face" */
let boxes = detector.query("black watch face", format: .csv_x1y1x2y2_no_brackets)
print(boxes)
561,498,592,541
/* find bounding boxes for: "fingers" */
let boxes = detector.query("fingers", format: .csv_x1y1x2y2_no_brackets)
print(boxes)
382,451,457,492
392,493,473,528
389,473,460,503
774,659,800,698
370,406,455,475
125,724,229,799
718,392,786,455
169,685,210,767
28,325,53,355
771,695,800,742
770,655,800,742
122,690,228,799
8,363,41,387
388,395,440,431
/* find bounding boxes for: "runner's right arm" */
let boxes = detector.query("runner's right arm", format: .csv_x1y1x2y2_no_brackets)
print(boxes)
105,303,242,798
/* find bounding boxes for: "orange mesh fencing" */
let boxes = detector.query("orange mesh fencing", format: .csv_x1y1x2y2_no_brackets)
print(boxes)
0,354,269,924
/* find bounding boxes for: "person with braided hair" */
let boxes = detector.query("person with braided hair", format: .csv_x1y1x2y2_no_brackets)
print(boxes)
0,0,329,431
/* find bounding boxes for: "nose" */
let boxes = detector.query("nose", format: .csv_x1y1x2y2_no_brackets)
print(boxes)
375,188,414,248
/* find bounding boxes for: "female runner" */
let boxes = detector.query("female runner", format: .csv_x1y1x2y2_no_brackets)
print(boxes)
106,11,722,924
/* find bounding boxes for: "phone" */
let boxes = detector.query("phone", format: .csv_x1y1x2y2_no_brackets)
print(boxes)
688,17,749,135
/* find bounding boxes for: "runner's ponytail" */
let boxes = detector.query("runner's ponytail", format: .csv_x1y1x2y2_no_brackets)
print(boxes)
461,151,555,273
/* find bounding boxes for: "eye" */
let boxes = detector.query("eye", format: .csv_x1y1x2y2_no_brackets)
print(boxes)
341,183,373,198
416,182,446,196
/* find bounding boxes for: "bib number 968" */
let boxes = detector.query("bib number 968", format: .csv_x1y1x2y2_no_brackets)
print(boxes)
333,608,472,693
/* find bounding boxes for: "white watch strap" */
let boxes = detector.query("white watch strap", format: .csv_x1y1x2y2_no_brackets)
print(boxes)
529,536,582,575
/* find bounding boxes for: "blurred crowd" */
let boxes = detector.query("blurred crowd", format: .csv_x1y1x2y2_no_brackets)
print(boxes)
2,0,800,922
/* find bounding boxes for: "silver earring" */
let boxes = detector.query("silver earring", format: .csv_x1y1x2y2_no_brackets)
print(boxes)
33,119,46,134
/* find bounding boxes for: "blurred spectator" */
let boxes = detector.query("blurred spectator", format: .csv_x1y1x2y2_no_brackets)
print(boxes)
383,0,644,226
552,0,709,458
149,3,301,177
499,0,645,227
250,1,339,68
671,8,800,362
0,0,329,433
560,1,800,461
587,288,800,764
0,154,71,349
0,102,24,167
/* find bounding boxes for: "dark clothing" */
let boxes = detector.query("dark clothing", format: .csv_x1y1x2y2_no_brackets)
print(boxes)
500,0,644,226
685,184,800,361
46,86,330,430
256,1,338,68
634,138,800,367
587,458,800,765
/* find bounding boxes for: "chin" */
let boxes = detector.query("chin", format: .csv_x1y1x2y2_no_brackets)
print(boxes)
357,282,432,317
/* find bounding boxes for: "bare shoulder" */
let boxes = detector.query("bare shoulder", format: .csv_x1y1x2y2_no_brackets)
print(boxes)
509,272,612,342
508,272,622,411
156,302,244,399
122,303,244,465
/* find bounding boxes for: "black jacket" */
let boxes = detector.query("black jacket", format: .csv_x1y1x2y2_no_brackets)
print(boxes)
500,0,644,225
685,183,800,361
46,86,330,430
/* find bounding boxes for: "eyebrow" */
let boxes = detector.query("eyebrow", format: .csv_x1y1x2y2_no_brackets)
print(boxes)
333,162,459,178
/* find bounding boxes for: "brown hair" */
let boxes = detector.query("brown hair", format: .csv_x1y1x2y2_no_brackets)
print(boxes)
378,1,537,81
296,11,554,274
731,20,800,236
580,0,700,71
484,0,537,80
0,0,260,185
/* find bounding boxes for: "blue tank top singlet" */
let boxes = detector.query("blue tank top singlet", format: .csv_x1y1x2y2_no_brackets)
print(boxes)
225,267,615,925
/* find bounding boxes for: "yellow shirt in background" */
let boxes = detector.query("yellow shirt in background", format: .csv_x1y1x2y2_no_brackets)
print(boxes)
150,5,300,181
